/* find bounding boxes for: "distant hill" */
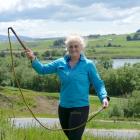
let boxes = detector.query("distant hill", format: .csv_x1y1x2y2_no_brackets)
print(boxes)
0,35,8,41
0,34,66,42
0,34,35,42
1,28,140,42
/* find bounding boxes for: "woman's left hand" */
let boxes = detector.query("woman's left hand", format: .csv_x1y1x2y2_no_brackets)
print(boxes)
102,98,109,108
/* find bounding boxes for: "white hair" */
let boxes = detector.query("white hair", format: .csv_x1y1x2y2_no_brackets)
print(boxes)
65,34,86,49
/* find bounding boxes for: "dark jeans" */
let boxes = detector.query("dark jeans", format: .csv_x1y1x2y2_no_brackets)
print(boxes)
58,105,89,140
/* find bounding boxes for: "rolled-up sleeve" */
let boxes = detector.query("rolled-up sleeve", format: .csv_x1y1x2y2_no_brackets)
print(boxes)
31,58,58,75
88,61,107,102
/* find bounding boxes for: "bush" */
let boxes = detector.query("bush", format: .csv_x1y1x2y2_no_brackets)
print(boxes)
0,56,140,99
97,57,113,69
123,90,140,118
99,63,139,96
109,104,124,118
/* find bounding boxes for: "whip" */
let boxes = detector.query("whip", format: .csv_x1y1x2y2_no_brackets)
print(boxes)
8,27,109,131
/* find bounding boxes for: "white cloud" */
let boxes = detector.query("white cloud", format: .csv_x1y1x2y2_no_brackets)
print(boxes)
112,7,140,25
0,0,140,37
0,19,139,38
0,1,140,23
54,3,140,22
0,0,64,13
0,0,19,12
0,19,73,38
19,0,64,10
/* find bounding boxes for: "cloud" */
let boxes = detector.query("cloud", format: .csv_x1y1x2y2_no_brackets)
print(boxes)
0,19,79,38
66,0,140,8
0,0,64,13
1,1,140,23
1,19,139,38
0,0,140,37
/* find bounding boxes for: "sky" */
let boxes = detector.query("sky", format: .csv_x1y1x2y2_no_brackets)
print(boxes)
0,0,140,38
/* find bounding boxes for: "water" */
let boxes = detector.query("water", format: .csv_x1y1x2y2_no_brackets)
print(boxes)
112,59,140,68
93,59,140,68
45,58,140,69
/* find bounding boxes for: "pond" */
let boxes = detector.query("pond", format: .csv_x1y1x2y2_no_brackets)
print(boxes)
93,59,140,68
112,59,140,68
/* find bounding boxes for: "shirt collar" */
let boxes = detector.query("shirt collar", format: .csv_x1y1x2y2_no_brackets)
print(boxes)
64,53,86,62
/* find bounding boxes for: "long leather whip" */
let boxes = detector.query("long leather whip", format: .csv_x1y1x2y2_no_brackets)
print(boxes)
8,27,108,131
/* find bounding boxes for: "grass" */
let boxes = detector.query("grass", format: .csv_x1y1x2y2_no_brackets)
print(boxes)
0,32,140,139
1,33,140,58
1,127,140,140
87,120,140,129
0,86,59,118
86,34,140,58
0,86,140,130
0,111,140,140
0,86,140,139
0,86,115,118
0,40,53,51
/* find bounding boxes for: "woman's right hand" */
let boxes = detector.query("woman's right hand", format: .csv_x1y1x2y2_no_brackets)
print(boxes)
25,48,36,60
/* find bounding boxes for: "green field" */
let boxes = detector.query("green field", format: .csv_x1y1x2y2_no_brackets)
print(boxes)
0,33,140,58
0,86,121,118
0,117,139,140
0,86,140,130
86,34,140,58
0,86,140,140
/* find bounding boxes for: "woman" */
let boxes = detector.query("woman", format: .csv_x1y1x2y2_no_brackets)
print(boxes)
25,34,109,140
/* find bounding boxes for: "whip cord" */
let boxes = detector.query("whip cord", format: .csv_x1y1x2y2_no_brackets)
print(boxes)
8,27,105,131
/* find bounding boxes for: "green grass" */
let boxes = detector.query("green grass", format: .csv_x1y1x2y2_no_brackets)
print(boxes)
0,86,60,117
0,112,140,140
1,126,140,140
85,47,140,58
87,120,140,129
0,86,110,118
0,86,140,139
1,33,140,58
0,86,140,130
86,34,140,58
88,34,140,48
0,86,131,119
0,40,53,52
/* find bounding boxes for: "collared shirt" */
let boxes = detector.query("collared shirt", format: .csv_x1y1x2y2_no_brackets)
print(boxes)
32,54,107,108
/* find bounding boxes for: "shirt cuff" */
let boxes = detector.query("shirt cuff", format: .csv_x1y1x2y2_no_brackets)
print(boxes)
103,96,110,102
31,56,37,63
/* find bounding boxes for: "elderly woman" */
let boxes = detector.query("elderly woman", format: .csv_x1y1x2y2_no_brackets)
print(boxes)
25,34,109,140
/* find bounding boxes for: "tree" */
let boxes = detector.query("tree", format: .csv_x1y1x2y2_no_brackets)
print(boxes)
0,51,6,57
117,65,137,96
134,33,140,40
123,90,140,117
97,57,113,69
53,39,64,47
109,104,124,119
126,35,132,41
107,42,112,47
136,29,140,33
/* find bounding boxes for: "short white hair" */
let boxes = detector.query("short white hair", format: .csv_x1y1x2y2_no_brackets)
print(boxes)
65,34,86,49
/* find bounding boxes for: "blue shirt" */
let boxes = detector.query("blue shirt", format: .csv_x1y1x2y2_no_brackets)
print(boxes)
32,54,108,108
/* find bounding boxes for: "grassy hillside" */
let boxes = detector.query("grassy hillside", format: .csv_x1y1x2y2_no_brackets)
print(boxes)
86,34,140,58
0,86,128,119
0,86,140,130
0,40,53,52
0,33,140,58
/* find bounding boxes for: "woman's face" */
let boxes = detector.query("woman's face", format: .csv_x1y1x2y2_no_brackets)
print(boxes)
67,41,83,58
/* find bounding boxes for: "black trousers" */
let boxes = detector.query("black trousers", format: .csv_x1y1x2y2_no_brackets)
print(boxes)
58,105,89,140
